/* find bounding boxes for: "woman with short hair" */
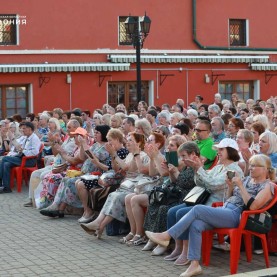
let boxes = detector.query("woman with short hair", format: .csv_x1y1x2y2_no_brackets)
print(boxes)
146,154,275,277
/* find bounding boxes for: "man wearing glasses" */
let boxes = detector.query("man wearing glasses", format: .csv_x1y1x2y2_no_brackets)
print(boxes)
194,120,217,169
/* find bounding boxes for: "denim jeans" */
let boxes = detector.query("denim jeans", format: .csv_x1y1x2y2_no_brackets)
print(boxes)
0,156,36,189
168,204,242,261
167,203,193,240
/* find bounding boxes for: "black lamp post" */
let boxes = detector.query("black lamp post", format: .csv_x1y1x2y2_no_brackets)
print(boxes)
125,13,151,102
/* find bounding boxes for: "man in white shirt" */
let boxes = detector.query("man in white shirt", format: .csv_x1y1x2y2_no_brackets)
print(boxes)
0,122,41,193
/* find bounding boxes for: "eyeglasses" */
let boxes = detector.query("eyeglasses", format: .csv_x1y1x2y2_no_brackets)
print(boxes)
93,117,99,119
228,124,235,128
194,128,208,132
81,114,86,116
147,138,155,143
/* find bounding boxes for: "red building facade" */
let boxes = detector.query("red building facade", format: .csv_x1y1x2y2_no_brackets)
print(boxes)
0,0,277,118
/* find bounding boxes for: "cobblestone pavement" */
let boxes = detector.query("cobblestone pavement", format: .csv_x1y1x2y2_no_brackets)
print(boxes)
0,186,276,277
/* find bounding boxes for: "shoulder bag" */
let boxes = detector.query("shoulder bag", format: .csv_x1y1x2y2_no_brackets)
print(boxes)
245,211,272,234
183,186,211,206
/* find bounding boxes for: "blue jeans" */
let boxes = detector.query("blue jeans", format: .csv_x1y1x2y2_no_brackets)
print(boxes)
168,204,242,261
0,156,36,189
167,203,193,240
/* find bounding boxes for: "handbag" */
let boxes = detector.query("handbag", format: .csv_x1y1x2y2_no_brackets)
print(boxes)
149,184,182,205
183,186,211,206
245,211,272,234
120,173,143,192
134,176,163,194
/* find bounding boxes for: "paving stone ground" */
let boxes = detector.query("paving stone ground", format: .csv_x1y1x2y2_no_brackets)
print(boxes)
0,185,276,277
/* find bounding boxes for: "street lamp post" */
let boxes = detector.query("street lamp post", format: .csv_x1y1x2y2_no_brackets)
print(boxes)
125,14,151,103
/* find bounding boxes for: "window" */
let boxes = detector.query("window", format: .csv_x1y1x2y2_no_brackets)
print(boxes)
0,14,17,45
0,85,29,118
118,16,137,46
219,81,253,101
108,81,149,109
229,19,247,46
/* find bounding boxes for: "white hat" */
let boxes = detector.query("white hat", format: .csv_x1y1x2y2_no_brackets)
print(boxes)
213,138,239,151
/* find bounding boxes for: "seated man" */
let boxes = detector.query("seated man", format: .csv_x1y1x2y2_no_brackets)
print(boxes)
0,122,41,193
195,120,217,169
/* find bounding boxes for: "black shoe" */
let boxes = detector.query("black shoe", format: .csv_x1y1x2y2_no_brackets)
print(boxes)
40,209,64,218
0,187,12,194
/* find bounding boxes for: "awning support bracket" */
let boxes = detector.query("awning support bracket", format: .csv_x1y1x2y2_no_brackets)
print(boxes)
265,71,277,84
159,70,175,86
211,71,225,85
99,73,111,87
39,74,51,88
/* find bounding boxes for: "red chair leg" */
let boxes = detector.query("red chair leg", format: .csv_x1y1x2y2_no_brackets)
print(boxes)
260,235,270,268
202,231,214,266
15,168,23,192
229,231,241,274
244,234,253,262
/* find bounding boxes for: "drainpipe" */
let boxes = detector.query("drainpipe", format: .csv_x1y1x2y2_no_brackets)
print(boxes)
192,0,277,52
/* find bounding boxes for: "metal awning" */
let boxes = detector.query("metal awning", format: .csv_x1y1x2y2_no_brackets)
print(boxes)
109,55,269,64
251,63,277,71
0,63,130,73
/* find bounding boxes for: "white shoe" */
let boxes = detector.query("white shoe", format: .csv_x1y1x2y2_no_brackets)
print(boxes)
254,249,263,255
141,240,156,251
151,245,167,256
179,265,202,277
213,242,230,251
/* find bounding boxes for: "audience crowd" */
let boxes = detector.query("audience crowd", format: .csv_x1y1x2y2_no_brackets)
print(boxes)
0,93,276,277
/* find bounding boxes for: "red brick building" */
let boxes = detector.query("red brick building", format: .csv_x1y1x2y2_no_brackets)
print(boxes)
1,0,277,118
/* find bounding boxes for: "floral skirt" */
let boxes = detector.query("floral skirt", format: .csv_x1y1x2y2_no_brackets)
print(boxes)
36,172,65,209
101,189,131,222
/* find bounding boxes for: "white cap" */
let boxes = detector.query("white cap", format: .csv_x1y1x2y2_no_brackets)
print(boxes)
213,138,239,151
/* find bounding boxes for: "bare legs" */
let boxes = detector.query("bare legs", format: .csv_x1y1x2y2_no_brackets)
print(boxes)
76,180,94,218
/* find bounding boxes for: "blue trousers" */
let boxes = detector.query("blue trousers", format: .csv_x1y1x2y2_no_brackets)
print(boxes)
0,156,36,189
167,203,193,240
168,204,241,261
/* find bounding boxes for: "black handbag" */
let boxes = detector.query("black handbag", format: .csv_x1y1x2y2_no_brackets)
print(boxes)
245,211,272,234
149,184,182,206
183,186,211,206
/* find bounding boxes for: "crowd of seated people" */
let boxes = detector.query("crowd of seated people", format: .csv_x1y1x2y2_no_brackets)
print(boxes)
0,95,277,277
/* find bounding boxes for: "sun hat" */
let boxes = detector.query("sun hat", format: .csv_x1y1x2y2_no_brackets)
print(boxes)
70,127,87,136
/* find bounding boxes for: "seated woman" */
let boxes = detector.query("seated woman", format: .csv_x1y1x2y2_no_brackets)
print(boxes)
121,132,166,245
146,154,275,277
165,138,244,265
39,125,111,217
80,132,150,238
259,131,277,168
36,127,87,209
142,135,192,256
75,128,128,223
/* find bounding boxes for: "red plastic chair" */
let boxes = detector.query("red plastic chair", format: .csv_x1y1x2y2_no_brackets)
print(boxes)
10,144,44,192
202,184,277,275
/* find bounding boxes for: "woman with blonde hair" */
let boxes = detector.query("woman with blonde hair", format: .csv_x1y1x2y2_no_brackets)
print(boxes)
253,114,270,130
135,118,152,138
110,114,122,129
102,114,111,126
259,131,277,168
80,132,150,238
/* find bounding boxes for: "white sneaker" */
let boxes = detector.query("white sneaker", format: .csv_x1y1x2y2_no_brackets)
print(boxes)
213,242,230,251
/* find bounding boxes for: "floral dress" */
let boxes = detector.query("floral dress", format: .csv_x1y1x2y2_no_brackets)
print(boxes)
143,166,195,232
36,147,82,209
101,152,150,222
50,143,111,208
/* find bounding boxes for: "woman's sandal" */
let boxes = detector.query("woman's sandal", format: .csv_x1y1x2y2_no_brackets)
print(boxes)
127,235,148,246
119,232,134,244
